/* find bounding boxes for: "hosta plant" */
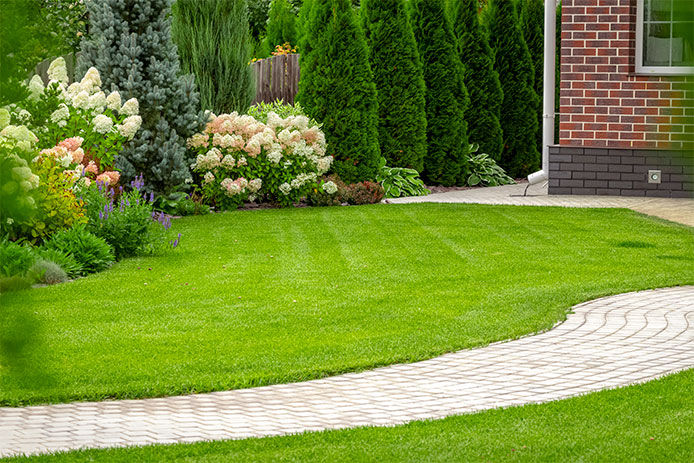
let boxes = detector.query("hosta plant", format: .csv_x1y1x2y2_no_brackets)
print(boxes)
376,157,430,198
189,111,332,209
466,144,515,187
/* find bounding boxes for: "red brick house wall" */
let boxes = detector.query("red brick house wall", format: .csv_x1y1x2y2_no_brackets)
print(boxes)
549,0,693,197
559,0,693,150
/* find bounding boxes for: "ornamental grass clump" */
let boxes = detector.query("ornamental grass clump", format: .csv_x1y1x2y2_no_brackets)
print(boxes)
188,111,333,209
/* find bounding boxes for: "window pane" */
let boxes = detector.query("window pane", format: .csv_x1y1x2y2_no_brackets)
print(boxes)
649,0,672,22
644,23,671,66
672,22,694,66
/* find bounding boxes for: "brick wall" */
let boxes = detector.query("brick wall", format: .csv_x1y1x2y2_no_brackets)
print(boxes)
559,0,694,150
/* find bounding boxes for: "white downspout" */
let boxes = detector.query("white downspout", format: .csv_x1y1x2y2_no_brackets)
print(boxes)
527,0,558,185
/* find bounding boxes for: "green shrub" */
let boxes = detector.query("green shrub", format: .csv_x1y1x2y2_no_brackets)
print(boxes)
466,145,515,187
43,225,114,276
0,239,36,278
344,181,385,205
82,182,154,260
37,248,82,279
265,0,298,50
172,0,255,114
297,0,381,183
31,259,68,285
376,158,430,198
5,156,87,244
411,0,470,186
246,100,319,126
189,112,332,209
361,0,427,172
306,175,345,207
83,177,180,259
153,191,210,216
449,0,504,161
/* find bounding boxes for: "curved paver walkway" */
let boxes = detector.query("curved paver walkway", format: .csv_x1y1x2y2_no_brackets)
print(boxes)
387,183,694,227
1,286,693,457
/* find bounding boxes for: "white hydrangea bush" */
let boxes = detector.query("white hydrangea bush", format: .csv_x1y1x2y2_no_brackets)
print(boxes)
6,58,142,169
188,111,333,209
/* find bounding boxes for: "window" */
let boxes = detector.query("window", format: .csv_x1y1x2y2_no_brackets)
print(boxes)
636,0,694,74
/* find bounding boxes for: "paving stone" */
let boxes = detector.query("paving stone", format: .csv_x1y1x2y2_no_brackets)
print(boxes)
0,287,692,458
387,183,694,226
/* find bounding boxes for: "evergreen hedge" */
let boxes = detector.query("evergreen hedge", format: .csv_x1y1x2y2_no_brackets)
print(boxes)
265,0,298,48
172,0,255,114
411,0,469,186
297,0,381,183
485,0,539,178
361,0,427,172
78,0,204,194
449,0,504,161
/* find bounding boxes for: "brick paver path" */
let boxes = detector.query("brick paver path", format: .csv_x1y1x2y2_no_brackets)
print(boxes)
387,183,694,226
1,286,692,457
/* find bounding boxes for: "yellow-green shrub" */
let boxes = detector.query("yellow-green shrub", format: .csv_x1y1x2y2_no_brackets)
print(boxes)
7,156,86,244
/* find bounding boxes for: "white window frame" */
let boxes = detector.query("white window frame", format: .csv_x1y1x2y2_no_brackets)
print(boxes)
635,0,694,75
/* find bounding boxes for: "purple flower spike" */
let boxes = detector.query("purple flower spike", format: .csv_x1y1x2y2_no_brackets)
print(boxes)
149,192,154,203
126,199,130,207
99,211,103,221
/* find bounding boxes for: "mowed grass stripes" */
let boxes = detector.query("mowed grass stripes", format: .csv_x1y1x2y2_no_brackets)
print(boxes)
1,203,692,406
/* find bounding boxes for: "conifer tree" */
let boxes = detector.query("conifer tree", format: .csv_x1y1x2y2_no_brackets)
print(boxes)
485,0,539,177
172,0,255,114
78,0,204,194
520,0,544,155
411,0,469,186
265,0,298,48
361,0,427,172
297,0,381,183
449,0,504,161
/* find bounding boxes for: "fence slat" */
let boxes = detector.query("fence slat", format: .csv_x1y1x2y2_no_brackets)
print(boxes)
251,54,300,105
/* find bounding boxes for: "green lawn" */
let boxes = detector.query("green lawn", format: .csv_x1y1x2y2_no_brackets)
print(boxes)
7,369,693,462
1,204,692,406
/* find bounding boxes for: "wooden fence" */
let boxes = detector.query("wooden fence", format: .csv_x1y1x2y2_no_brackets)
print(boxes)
35,53,301,106
251,54,300,105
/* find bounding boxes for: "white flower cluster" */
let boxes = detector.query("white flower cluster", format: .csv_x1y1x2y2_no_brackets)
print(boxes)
24,59,142,142
189,110,332,205
322,181,338,194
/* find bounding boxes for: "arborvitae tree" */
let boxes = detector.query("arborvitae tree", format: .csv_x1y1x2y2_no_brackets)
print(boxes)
297,0,381,183
520,0,544,155
361,0,427,172
449,0,504,161
485,0,539,177
79,0,204,193
411,0,469,186
265,0,298,48
172,0,255,114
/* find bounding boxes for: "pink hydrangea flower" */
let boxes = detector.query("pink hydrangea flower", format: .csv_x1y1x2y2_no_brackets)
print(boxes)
85,161,99,175
58,137,84,152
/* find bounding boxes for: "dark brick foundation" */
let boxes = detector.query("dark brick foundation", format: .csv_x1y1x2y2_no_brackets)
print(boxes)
548,146,694,198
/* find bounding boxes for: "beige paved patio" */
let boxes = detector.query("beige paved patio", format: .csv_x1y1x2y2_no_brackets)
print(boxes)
387,183,694,227
1,286,692,458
